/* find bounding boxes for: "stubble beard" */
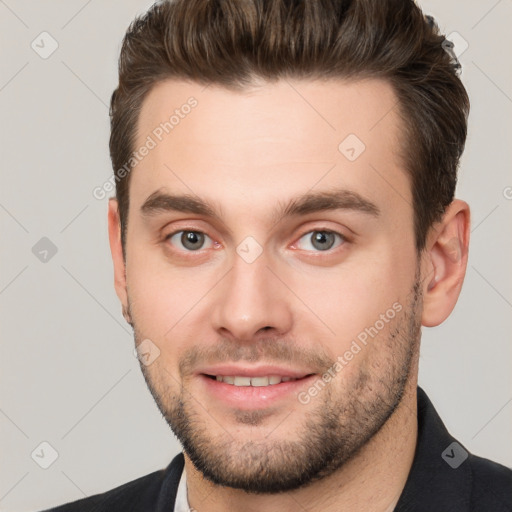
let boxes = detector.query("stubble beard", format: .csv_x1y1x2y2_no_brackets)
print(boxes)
130,278,422,494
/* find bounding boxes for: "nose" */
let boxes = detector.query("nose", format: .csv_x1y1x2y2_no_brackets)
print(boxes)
211,252,293,342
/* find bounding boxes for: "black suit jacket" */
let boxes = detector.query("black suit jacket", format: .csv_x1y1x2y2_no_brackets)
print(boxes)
41,387,512,511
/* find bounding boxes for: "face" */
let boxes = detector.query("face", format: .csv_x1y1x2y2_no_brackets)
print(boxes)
119,78,424,492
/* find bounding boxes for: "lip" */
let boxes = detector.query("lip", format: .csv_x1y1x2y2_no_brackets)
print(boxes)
196,365,317,409
196,364,313,379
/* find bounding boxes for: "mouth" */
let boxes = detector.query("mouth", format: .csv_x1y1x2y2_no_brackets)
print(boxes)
204,374,309,387
196,365,317,408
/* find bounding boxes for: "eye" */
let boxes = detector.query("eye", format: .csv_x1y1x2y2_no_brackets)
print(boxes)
165,230,215,251
295,230,346,252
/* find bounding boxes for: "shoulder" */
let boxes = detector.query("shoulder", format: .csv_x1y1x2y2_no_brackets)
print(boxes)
39,470,165,512
395,388,512,512
469,453,512,510
38,453,185,512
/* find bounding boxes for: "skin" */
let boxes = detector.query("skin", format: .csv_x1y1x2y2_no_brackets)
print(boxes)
108,78,470,512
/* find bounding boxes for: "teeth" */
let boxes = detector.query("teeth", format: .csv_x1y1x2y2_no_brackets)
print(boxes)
251,377,269,387
213,375,298,387
233,376,251,386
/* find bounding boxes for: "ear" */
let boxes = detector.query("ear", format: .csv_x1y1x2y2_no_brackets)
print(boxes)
108,198,132,325
421,199,470,327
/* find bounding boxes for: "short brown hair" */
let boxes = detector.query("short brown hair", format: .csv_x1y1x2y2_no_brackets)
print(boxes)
109,0,469,254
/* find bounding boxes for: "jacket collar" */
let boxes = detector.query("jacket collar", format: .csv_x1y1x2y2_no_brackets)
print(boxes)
394,386,471,511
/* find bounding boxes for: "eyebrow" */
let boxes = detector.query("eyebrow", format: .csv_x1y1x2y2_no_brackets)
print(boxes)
140,188,380,224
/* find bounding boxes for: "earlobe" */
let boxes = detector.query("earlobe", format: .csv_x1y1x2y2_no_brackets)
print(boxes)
122,304,133,327
421,199,470,327
107,198,130,324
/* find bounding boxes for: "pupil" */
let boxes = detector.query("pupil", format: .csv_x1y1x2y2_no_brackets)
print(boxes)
182,231,204,250
312,231,334,250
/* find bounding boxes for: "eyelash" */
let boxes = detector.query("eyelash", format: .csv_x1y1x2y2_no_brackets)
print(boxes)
163,227,349,255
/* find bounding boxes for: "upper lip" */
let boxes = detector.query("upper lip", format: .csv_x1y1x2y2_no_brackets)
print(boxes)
197,364,315,379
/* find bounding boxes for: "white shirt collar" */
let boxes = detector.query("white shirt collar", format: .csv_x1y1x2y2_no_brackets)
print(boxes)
173,462,191,512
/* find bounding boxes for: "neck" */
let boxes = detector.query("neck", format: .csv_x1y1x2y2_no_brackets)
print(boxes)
185,378,418,512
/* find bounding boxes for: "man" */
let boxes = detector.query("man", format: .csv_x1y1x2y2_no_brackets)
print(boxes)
42,0,512,510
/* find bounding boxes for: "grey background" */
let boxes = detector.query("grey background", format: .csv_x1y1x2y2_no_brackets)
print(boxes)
1,0,511,510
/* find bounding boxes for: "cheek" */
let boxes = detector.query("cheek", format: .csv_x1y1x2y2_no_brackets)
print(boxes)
126,249,218,339
127,270,198,377
288,251,412,351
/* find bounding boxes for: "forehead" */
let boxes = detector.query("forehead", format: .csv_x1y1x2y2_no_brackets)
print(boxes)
130,78,411,219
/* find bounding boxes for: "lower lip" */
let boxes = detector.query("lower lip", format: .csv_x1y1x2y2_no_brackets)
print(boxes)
198,374,316,408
